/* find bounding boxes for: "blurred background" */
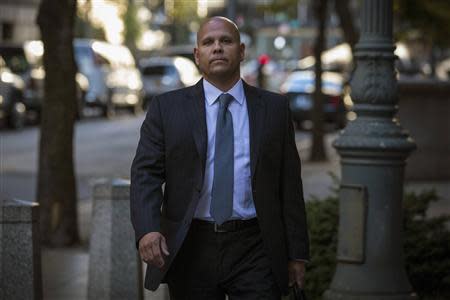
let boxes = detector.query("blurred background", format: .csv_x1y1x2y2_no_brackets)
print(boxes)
0,0,449,129
0,0,449,299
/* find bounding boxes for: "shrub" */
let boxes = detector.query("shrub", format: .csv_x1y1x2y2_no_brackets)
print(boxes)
304,189,450,300
304,195,339,299
403,190,450,299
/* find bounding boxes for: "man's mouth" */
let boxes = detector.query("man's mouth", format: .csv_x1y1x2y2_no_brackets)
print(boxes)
210,58,227,63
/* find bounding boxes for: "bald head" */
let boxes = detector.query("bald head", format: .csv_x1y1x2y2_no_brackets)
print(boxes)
194,16,245,91
197,16,241,46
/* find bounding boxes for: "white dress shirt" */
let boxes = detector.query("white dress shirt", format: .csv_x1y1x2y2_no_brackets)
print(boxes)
194,78,257,221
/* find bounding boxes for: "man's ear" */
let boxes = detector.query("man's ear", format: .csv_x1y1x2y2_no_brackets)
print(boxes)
240,43,245,62
194,48,200,65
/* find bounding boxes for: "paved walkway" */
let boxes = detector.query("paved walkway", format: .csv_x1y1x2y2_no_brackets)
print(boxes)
41,134,450,299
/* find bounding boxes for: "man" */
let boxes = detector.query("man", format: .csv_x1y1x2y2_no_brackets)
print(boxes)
131,16,309,299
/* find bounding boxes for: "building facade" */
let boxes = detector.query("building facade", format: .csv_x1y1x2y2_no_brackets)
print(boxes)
0,0,40,43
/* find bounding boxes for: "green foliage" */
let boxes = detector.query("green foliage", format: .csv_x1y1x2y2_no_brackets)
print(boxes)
258,0,299,19
403,190,450,299
304,189,450,299
122,1,141,54
304,195,339,299
74,8,106,40
171,0,198,23
164,0,199,44
394,0,450,48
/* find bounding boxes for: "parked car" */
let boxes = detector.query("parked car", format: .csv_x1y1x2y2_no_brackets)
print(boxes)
0,42,89,120
280,70,347,129
139,56,201,106
73,39,143,117
0,43,44,120
0,55,26,129
436,57,450,81
241,58,287,92
155,44,196,63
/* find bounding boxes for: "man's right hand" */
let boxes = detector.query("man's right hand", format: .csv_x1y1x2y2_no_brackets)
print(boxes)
138,232,170,268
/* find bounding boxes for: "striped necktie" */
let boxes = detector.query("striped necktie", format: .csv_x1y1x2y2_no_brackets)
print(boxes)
210,93,234,225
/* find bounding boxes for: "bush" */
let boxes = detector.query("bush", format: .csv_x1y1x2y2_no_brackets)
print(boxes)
304,189,450,300
403,190,450,299
304,195,339,299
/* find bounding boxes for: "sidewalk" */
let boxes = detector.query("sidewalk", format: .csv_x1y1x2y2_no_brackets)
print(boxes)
41,133,450,299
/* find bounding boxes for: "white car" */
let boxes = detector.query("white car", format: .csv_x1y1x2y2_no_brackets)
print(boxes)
280,71,347,129
139,56,201,107
74,39,143,117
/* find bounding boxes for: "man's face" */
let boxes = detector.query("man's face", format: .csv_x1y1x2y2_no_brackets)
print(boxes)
194,19,245,82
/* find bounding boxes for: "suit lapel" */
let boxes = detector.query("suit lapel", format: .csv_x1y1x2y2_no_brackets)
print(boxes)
244,82,266,179
186,80,265,183
187,79,208,179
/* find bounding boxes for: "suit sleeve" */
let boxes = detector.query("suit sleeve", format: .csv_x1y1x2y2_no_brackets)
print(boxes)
130,96,165,248
280,97,310,261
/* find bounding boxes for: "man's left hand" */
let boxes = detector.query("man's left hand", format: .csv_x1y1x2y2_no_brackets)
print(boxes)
288,260,306,288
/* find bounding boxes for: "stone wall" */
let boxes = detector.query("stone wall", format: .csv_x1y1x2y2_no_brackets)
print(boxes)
398,79,450,181
0,198,42,300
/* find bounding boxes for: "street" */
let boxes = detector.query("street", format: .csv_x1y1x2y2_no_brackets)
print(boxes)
1,113,138,202
0,111,322,205
1,0,449,298
1,111,448,300
3,111,447,224
0,109,342,246
1,110,336,300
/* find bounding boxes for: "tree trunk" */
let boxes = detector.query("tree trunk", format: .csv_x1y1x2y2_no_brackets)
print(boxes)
429,36,437,78
310,0,328,161
334,0,359,49
36,0,79,246
124,0,138,58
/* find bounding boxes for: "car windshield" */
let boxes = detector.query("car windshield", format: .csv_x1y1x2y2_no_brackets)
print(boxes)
142,65,176,76
282,71,344,95
0,47,30,74
74,41,137,72
91,42,135,68
74,45,94,74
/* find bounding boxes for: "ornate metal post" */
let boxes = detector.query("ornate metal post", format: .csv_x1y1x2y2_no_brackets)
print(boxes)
323,0,417,299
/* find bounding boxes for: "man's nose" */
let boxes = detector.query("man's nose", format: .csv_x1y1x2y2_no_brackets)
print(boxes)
212,41,223,53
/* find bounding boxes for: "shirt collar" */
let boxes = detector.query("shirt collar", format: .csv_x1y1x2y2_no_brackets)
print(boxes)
203,78,244,106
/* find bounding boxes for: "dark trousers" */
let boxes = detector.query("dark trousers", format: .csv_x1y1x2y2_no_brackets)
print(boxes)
166,219,281,300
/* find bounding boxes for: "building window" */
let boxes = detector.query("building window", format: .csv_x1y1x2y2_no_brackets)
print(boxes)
2,22,14,41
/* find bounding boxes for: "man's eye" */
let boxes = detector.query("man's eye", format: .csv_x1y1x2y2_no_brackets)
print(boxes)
222,39,232,44
202,39,213,45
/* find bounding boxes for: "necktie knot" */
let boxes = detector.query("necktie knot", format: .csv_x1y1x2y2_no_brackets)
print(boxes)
218,93,233,110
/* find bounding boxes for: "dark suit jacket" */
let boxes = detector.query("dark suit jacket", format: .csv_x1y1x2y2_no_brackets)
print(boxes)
130,79,309,294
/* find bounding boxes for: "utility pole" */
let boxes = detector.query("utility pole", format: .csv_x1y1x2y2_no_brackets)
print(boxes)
324,0,417,299
227,0,236,21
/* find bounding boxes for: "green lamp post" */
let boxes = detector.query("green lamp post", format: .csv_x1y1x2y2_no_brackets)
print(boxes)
324,0,417,299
